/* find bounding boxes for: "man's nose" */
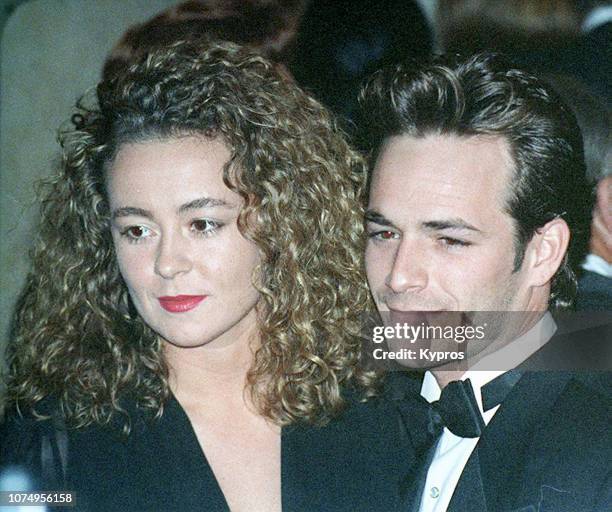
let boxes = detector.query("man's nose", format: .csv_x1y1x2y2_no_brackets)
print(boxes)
385,238,429,294
154,232,193,279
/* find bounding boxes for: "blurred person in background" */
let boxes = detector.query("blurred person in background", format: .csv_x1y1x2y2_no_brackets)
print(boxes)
290,0,433,131
435,0,611,99
436,0,584,53
102,0,308,82
544,74,611,311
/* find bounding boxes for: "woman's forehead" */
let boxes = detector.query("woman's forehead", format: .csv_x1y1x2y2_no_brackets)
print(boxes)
107,136,241,209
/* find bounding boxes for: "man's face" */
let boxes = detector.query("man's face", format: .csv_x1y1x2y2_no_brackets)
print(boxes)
365,133,533,324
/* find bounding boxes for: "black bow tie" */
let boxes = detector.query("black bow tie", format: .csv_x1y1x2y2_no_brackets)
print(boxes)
429,379,485,438
393,371,523,455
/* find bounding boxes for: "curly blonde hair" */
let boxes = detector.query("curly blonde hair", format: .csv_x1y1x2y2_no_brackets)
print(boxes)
6,40,375,430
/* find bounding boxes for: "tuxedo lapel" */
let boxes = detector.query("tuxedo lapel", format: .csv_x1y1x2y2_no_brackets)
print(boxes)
446,449,487,511
448,371,573,512
387,372,426,512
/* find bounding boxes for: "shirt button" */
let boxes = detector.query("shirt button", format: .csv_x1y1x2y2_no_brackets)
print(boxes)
430,486,440,499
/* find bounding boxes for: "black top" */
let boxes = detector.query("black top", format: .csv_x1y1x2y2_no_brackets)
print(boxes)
0,385,418,512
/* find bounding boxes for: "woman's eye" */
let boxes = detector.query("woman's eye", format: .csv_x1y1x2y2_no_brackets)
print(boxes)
190,219,221,235
369,230,398,241
121,225,152,242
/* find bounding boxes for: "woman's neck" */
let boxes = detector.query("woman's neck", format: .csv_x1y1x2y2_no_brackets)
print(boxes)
164,325,258,406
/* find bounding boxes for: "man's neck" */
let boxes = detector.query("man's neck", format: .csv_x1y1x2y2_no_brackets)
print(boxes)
432,370,467,390
432,311,555,389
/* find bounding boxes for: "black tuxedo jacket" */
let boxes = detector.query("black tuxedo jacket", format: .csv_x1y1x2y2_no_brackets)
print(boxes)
399,324,612,512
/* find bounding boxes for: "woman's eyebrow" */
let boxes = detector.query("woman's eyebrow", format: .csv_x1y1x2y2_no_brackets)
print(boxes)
112,206,152,220
178,197,235,213
111,197,236,220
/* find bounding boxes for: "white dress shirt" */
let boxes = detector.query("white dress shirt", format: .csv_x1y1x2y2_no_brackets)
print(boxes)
582,253,612,279
581,5,612,33
417,313,557,512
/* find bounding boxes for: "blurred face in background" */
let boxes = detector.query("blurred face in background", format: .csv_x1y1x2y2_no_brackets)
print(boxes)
107,136,261,350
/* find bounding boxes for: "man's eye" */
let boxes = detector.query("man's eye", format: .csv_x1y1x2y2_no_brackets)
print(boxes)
369,230,398,240
439,237,471,247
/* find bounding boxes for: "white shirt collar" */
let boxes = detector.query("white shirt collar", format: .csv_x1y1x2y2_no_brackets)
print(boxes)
421,366,506,405
582,253,612,278
469,311,556,372
421,370,442,403
582,5,612,33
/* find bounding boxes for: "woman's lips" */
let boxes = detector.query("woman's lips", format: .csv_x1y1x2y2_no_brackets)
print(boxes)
158,295,207,313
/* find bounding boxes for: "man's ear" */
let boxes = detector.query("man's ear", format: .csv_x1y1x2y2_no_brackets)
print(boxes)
523,218,571,287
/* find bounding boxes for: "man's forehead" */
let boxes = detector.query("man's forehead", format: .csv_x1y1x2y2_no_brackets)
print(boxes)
375,132,512,170
369,133,515,225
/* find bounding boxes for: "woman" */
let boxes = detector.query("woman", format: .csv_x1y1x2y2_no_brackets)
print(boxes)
1,40,415,511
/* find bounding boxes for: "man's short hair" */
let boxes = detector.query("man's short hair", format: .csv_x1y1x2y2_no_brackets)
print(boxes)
359,52,593,309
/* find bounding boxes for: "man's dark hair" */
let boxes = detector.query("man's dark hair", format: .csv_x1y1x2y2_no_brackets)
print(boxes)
359,52,592,309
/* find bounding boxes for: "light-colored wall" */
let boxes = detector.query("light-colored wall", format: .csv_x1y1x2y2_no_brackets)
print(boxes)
0,0,177,359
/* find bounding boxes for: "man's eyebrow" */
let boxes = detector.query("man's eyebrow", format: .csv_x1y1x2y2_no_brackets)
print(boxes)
365,210,397,228
112,207,153,220
178,197,234,213
421,219,482,233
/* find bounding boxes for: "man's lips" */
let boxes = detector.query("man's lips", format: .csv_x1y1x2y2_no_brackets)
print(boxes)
387,309,432,325
385,308,451,326
158,295,207,313
386,306,445,315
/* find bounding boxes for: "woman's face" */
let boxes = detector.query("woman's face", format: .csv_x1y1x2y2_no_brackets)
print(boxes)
107,136,261,349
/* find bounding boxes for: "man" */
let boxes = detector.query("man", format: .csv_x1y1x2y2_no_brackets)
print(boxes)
579,170,612,311
360,53,611,511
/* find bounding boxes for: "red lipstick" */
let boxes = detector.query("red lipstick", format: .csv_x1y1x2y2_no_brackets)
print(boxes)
158,295,206,313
